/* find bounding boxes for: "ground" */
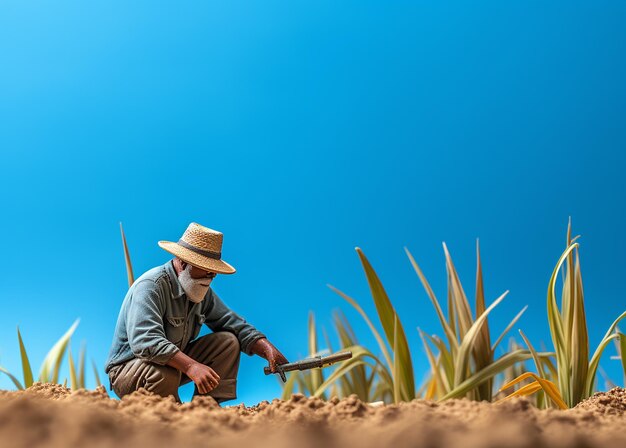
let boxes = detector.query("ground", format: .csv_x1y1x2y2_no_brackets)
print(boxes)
1,383,625,448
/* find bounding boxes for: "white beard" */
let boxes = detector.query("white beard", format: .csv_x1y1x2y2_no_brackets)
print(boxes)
179,264,211,303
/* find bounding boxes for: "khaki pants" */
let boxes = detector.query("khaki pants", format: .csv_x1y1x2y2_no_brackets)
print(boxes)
108,331,241,404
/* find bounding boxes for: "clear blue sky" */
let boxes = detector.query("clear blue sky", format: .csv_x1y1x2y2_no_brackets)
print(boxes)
1,1,625,405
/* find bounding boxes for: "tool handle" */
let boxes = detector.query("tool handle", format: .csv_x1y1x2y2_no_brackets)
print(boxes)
263,351,352,375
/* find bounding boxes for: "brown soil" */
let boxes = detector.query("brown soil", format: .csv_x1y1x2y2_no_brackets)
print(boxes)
1,383,625,448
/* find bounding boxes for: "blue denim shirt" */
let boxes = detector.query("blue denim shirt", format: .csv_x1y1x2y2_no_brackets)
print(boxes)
104,259,266,374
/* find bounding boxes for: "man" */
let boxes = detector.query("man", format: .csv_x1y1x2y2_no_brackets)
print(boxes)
105,222,288,404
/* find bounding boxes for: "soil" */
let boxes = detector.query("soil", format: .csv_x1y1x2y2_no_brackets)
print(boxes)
1,383,625,448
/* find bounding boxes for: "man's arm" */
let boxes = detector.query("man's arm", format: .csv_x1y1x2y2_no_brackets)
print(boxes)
204,289,289,369
204,289,267,355
126,280,180,364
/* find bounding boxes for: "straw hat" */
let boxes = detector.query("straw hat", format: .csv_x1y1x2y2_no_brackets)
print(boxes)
158,223,236,274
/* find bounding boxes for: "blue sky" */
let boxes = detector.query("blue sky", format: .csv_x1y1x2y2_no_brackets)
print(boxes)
1,1,625,405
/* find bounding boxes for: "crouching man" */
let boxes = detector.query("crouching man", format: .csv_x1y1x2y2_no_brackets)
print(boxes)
104,222,288,404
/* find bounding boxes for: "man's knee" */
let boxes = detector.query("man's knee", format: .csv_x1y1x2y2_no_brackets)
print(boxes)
215,331,240,352
111,359,180,401
143,363,180,396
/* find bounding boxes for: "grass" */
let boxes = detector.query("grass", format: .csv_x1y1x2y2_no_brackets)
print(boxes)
284,243,543,404
0,320,102,390
326,247,416,403
499,219,626,408
407,240,543,401
282,220,624,408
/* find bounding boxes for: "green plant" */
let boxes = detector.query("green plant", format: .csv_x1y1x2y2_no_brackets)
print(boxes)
281,311,394,403
0,320,102,390
407,241,543,401
610,326,626,386
325,247,416,403
500,220,626,408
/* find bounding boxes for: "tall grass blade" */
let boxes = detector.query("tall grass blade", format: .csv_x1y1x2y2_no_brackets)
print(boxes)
453,291,507,387
443,243,473,340
327,284,393,370
39,319,80,383
308,312,324,395
68,349,78,390
92,359,102,388
405,247,457,353
355,247,415,400
491,306,528,353
78,344,86,389
393,316,401,403
618,333,626,384
281,371,299,400
17,327,34,388
120,222,135,287
473,239,492,400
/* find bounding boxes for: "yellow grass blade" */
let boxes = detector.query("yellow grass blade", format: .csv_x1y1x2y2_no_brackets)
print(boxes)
418,329,450,395
618,333,626,379
473,239,492,400
327,284,393,370
0,365,24,390
308,312,324,394
422,332,454,389
78,344,86,389
68,349,78,390
440,349,543,400
355,247,415,400
491,306,528,352
281,371,299,400
499,372,567,409
120,222,135,287
442,243,473,340
16,327,34,388
453,291,507,387
547,242,578,398
91,360,102,388
405,247,458,353
519,330,547,379
585,310,626,396
333,312,368,400
425,376,437,400
393,316,401,403
39,319,80,383
497,380,542,400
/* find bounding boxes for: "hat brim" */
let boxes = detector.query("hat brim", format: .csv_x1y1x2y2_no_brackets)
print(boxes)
158,241,236,274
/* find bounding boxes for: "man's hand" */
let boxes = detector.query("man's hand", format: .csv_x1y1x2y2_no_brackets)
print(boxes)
186,363,220,394
166,350,220,394
250,338,288,373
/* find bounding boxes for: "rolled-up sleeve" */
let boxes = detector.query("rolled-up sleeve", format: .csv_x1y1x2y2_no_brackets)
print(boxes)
126,279,180,364
205,289,266,356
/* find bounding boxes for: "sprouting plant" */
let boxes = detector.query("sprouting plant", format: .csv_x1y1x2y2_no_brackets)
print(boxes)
499,219,626,408
325,247,416,404
407,241,543,402
0,320,102,390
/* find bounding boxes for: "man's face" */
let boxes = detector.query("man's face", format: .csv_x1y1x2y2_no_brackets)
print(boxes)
178,262,217,303
188,264,217,280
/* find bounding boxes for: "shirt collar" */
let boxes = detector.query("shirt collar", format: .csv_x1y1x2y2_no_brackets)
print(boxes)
165,259,186,299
